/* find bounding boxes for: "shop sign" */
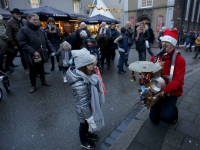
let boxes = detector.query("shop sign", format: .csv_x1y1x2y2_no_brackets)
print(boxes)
53,14,68,17
129,16,134,29
156,15,163,32
89,21,98,23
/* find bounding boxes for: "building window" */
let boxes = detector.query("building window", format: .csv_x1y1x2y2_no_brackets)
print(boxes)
191,0,197,22
197,3,200,23
30,0,40,8
74,1,80,13
141,0,153,8
185,0,191,21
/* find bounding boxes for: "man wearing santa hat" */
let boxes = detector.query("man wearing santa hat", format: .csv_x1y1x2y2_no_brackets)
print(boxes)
149,29,186,124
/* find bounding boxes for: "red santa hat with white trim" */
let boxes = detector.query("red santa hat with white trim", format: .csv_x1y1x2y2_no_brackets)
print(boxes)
161,29,178,47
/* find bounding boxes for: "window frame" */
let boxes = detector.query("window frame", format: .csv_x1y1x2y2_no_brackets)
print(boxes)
74,0,80,13
30,0,40,8
185,0,191,21
191,0,197,22
139,0,153,9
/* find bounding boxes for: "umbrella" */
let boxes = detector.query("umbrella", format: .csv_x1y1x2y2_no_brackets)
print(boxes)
21,6,77,21
79,14,120,24
0,8,12,20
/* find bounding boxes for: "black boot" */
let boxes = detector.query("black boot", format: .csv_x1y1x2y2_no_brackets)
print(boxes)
51,65,54,71
125,59,129,66
107,65,110,70
0,64,7,72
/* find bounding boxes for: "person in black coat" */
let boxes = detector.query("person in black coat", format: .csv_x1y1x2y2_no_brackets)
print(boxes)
135,22,150,61
80,22,91,38
64,29,87,50
97,22,112,70
125,21,134,66
110,23,119,62
18,14,55,93
146,24,154,57
158,27,166,49
186,30,195,52
44,17,61,71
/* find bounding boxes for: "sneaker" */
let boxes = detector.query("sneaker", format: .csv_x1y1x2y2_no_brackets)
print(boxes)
118,71,125,74
87,133,99,141
63,77,67,83
81,141,95,149
25,69,29,74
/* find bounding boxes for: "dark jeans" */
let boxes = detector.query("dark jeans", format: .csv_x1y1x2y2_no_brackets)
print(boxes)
111,49,116,60
119,51,125,72
147,43,154,57
149,96,178,124
29,63,45,86
125,45,131,60
138,51,146,61
51,55,59,66
194,47,200,57
186,43,194,51
7,48,28,69
79,121,89,144
101,53,111,67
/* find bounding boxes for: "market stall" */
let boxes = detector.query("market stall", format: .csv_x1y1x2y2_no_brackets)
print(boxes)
21,6,79,34
0,8,12,20
79,14,120,35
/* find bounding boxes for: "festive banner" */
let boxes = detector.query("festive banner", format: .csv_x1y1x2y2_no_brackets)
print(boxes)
156,15,163,32
130,16,134,29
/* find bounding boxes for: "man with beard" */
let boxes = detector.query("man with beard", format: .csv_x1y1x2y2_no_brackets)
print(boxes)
149,29,186,125
6,8,29,74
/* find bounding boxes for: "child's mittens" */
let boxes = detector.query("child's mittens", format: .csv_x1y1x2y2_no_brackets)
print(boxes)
68,59,73,65
86,116,97,130
51,53,55,56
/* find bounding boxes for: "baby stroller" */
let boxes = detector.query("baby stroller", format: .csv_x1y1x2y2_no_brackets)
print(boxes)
0,70,10,101
84,37,102,74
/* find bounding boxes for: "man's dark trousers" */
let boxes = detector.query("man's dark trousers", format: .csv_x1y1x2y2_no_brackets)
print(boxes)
149,96,178,124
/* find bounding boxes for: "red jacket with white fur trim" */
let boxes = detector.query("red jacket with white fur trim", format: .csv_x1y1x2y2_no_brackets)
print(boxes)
150,50,186,97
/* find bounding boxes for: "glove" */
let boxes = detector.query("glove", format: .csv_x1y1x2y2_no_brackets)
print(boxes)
68,59,73,65
51,53,55,56
86,116,97,130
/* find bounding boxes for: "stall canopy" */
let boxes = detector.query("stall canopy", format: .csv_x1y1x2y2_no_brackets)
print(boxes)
21,6,77,21
79,14,120,24
0,8,12,20
89,0,115,19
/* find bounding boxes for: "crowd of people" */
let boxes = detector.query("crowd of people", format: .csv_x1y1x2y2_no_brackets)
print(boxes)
0,7,188,149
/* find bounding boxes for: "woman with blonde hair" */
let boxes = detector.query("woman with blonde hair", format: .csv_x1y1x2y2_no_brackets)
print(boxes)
135,21,150,61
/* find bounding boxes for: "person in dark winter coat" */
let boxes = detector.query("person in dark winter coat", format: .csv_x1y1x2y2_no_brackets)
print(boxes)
125,21,134,66
118,27,128,74
110,23,119,62
146,23,154,57
97,22,112,71
44,17,61,71
18,13,55,93
6,8,28,73
186,31,195,52
135,22,150,61
64,29,87,50
80,22,91,38
0,15,13,72
158,27,166,49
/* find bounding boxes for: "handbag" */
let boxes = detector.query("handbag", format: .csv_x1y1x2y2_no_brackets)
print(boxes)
28,31,47,65
145,40,149,48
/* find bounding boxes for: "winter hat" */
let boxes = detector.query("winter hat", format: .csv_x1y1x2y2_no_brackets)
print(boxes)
161,29,178,47
71,48,94,69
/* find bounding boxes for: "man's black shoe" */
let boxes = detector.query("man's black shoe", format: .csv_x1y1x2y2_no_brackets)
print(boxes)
87,133,99,141
11,64,18,67
171,118,178,125
122,70,126,73
118,71,125,74
81,141,95,149
44,71,49,74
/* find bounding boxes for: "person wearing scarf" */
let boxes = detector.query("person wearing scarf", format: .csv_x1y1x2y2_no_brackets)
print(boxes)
6,8,29,73
135,21,150,61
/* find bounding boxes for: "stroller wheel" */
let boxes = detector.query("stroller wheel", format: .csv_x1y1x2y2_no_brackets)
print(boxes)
3,79,10,93
0,88,3,101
